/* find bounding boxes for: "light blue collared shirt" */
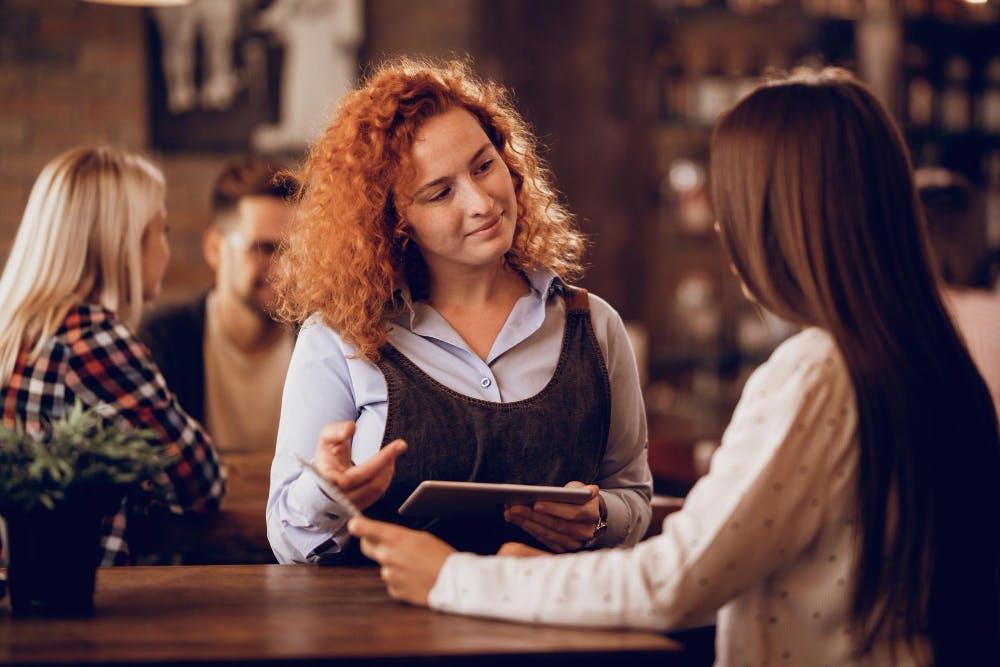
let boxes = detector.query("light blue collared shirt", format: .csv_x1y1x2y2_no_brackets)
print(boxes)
267,270,652,563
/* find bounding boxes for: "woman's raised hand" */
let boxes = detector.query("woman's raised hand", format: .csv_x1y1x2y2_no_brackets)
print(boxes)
312,421,407,511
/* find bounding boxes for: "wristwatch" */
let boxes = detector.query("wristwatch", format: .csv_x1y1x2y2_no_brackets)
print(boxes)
584,498,608,548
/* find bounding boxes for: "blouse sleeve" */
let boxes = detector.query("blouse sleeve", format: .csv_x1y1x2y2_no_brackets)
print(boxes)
428,329,856,631
587,296,653,547
63,318,225,514
267,320,367,563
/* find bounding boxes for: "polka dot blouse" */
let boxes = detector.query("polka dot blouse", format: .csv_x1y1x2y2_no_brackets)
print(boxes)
428,327,929,667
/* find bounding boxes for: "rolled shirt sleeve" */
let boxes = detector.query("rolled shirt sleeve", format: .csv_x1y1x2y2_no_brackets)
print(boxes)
588,294,653,547
267,319,369,562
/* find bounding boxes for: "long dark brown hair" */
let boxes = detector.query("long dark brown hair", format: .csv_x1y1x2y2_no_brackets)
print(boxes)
711,68,1000,663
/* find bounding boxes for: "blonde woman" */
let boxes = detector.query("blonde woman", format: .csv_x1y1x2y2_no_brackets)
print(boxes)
0,146,225,565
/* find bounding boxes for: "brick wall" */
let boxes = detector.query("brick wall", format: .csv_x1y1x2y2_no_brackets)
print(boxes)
1,0,651,320
0,0,480,303
0,0,226,299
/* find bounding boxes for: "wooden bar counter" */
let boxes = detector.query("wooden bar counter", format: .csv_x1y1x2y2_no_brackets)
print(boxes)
0,565,681,666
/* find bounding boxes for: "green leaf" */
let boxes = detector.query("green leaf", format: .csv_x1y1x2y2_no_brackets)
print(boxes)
0,399,174,513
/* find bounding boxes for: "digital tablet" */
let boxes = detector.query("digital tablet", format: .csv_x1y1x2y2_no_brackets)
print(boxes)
397,480,592,518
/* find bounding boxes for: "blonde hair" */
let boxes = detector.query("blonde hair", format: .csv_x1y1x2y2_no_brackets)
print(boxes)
0,146,165,385
275,58,585,362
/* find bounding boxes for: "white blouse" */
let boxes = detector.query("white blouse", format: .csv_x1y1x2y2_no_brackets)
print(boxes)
428,327,929,667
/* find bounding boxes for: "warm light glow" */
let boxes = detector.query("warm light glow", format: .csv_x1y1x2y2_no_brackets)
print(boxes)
81,0,190,6
963,0,988,4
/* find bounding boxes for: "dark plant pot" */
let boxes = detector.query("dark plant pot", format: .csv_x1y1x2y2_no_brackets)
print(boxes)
3,490,120,617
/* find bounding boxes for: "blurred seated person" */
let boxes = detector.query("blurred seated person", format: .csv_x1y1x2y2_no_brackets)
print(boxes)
139,158,298,453
917,167,1000,422
0,146,225,565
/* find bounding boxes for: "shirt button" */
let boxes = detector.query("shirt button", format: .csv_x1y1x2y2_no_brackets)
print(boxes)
480,377,492,388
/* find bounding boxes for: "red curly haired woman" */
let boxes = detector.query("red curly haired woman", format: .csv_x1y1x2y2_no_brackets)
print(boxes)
266,59,653,564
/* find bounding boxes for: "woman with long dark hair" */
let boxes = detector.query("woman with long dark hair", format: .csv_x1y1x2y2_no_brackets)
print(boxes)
349,68,1000,665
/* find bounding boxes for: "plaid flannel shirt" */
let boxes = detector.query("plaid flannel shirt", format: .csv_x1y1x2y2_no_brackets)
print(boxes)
1,303,225,565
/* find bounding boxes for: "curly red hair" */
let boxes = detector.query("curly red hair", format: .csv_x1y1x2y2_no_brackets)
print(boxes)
275,57,585,361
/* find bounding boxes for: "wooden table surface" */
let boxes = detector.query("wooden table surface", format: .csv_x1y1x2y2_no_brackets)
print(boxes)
0,565,682,666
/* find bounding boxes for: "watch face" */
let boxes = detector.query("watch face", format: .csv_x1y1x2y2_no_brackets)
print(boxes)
584,516,608,549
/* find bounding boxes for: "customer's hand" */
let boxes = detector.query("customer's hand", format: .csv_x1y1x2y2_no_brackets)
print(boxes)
312,421,407,511
349,515,454,606
497,542,548,557
504,481,603,553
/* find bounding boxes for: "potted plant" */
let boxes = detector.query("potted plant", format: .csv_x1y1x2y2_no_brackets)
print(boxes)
0,402,170,617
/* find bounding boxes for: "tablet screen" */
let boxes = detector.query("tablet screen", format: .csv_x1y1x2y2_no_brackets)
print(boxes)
397,480,592,518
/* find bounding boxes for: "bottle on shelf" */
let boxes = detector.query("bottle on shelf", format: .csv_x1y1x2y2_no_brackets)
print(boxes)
940,56,972,134
654,46,684,123
673,269,722,358
905,45,934,129
977,57,1000,135
662,157,714,236
692,47,731,125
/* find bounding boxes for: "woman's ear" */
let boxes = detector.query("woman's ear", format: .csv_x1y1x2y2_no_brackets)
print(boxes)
728,261,757,304
203,226,223,271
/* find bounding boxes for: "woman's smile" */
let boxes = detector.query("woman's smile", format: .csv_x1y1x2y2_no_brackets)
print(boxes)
400,107,519,274
467,213,503,236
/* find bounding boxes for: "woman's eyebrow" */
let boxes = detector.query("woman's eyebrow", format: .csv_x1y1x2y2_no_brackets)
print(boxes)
467,142,493,165
414,175,450,198
413,143,494,197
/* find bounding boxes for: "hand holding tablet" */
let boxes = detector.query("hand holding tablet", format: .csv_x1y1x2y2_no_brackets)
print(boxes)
397,480,593,518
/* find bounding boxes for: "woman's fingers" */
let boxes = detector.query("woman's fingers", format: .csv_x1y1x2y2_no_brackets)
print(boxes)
506,482,601,550
318,420,355,443
507,503,595,542
497,541,548,558
349,517,455,606
308,437,407,511
340,439,407,488
533,482,599,519
520,520,577,552
505,512,583,552
313,421,357,474
532,497,599,521
349,515,388,542
351,516,396,562
321,440,407,510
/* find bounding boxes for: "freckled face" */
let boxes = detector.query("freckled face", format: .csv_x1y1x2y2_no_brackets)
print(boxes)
397,107,518,278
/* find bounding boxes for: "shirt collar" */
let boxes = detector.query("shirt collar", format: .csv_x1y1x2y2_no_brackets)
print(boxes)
527,268,562,301
387,267,562,337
